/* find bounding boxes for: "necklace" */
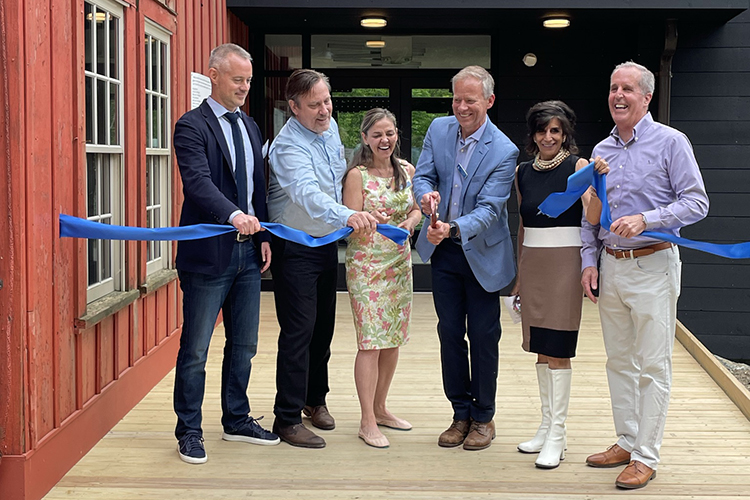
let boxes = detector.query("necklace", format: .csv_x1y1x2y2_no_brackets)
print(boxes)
533,148,570,171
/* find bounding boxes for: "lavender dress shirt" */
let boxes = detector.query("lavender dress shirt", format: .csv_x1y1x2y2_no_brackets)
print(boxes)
581,112,709,270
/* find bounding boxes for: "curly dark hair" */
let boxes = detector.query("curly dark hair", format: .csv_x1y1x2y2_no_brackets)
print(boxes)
524,100,579,157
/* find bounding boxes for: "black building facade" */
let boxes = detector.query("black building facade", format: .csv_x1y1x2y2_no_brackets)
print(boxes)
229,0,750,360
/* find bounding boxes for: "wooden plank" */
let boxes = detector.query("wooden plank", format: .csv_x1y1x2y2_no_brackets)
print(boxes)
673,72,750,97
25,0,56,447
681,263,750,288
45,294,750,500
144,293,156,352
51,0,78,429
678,287,750,312
0,0,28,457
156,287,168,344
98,315,115,391
671,96,750,121
676,321,750,420
116,307,130,376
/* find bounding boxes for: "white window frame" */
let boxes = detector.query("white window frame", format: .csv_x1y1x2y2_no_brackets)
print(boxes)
84,0,125,303
144,20,172,275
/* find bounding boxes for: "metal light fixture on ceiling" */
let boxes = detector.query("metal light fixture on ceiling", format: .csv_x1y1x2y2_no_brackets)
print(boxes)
365,40,386,48
543,17,570,29
361,17,387,28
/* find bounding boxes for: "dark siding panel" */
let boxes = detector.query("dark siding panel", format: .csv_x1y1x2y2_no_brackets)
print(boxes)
702,169,750,192
672,73,750,97
671,18,750,359
671,96,750,121
672,47,750,72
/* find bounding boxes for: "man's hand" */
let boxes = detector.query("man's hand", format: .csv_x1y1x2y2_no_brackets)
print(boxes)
260,241,271,273
232,213,262,235
581,266,599,304
347,211,378,235
610,214,646,238
426,220,450,245
420,191,440,215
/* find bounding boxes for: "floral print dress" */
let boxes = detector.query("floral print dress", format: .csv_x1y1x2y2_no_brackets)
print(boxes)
346,166,413,350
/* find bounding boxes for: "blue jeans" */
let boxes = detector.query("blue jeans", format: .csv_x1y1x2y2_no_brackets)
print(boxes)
174,241,261,439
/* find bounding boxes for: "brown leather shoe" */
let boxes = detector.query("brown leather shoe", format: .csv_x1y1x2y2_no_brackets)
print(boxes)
586,443,631,468
272,422,325,448
438,419,471,448
615,461,656,489
463,420,496,451
303,405,335,430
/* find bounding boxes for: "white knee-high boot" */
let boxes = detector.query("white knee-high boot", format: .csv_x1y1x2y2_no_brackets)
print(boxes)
518,363,550,453
535,367,571,469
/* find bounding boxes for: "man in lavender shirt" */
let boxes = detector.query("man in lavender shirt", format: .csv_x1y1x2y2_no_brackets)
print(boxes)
580,62,709,489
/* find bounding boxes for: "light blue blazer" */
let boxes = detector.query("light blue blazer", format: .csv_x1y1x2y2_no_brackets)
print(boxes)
413,116,519,293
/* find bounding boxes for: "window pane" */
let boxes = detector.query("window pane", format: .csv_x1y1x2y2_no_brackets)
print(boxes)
109,14,118,79
265,34,302,71
97,79,106,144
158,96,165,148
101,232,111,280
96,11,106,75
160,42,168,94
88,238,99,285
101,156,111,214
311,35,490,69
85,76,93,143
109,82,119,145
152,159,161,203
84,3,93,72
145,35,151,90
152,39,159,94
87,153,98,216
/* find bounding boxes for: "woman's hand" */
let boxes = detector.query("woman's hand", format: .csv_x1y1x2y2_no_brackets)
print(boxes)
368,209,392,225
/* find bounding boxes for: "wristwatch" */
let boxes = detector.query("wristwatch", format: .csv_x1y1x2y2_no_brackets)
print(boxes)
449,221,461,241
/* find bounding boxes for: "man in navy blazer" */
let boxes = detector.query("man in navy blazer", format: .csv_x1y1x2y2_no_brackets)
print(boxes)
413,65,518,451
172,43,279,464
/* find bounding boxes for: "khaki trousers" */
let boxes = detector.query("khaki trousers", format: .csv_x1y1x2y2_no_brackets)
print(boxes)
598,246,681,470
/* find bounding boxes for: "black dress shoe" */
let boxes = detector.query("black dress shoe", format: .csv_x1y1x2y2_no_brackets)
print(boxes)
303,405,336,430
272,422,326,448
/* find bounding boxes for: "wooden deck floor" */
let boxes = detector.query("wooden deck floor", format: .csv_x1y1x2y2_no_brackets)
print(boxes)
46,293,750,499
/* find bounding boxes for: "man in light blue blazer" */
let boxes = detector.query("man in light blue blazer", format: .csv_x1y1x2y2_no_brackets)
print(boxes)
413,65,518,451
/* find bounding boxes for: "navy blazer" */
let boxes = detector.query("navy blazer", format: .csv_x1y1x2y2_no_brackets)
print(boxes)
413,116,519,293
174,99,270,275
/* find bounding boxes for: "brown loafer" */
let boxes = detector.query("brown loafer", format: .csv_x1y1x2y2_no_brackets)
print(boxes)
438,419,471,448
303,405,335,430
463,420,496,451
586,443,631,468
615,461,656,489
272,422,325,448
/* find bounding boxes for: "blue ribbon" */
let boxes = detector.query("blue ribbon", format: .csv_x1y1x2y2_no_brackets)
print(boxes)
59,214,410,247
538,162,750,259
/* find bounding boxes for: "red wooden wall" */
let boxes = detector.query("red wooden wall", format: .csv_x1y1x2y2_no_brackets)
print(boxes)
0,0,248,498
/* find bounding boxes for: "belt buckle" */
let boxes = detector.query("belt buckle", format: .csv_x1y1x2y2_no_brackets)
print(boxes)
236,232,251,242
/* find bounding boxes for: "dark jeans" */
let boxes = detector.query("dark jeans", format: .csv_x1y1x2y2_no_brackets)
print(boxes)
174,241,261,439
271,237,338,426
431,240,502,423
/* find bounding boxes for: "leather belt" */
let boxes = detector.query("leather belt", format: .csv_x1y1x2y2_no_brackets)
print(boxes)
605,242,673,259
236,232,252,242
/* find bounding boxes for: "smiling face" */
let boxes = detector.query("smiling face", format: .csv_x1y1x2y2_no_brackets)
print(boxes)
609,66,652,136
363,117,398,163
208,53,253,111
452,77,494,138
534,117,565,160
289,79,333,134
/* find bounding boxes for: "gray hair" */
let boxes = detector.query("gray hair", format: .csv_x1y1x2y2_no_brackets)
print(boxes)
452,66,494,99
612,61,655,95
208,43,253,71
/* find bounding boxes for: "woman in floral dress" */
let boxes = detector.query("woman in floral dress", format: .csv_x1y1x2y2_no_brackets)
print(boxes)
343,108,422,449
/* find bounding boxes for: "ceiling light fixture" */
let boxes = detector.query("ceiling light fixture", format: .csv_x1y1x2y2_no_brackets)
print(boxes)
365,40,386,48
361,17,387,28
543,17,570,29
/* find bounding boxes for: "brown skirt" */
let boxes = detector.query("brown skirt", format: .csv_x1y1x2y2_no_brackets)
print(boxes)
519,245,583,358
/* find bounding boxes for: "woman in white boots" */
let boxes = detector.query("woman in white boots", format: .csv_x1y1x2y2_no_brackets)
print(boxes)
512,101,608,468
